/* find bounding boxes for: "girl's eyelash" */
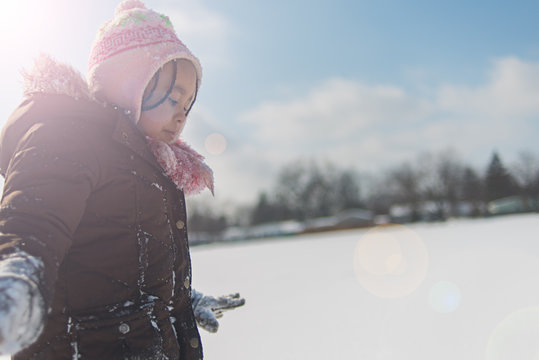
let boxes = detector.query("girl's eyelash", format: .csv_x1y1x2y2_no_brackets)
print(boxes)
168,97,191,114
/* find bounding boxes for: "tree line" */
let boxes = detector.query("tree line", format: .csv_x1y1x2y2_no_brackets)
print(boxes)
187,150,539,235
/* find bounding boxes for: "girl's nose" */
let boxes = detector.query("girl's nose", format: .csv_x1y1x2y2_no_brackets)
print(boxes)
175,110,187,124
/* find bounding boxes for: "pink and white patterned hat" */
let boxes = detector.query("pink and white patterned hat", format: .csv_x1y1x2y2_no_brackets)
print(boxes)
87,0,202,123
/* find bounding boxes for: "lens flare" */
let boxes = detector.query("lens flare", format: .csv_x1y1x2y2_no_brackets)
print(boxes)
428,281,462,313
204,133,227,155
486,307,539,360
353,224,429,298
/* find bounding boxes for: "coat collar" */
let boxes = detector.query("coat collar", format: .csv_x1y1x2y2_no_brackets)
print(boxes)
21,54,165,175
111,113,214,196
111,111,164,174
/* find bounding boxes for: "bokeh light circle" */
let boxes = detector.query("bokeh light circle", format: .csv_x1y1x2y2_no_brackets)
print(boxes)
353,224,429,298
204,133,227,155
486,307,539,360
428,281,462,313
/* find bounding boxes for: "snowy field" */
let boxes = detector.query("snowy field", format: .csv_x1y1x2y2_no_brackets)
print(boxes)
192,214,539,360
1,214,537,360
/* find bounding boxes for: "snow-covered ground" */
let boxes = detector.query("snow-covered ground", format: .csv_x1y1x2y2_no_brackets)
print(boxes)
1,214,536,360
192,213,539,360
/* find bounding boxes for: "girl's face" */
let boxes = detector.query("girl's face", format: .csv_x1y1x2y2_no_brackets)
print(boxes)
138,59,198,144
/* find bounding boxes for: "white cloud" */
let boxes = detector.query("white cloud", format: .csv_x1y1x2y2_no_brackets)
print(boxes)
183,57,539,205
209,57,539,203
240,78,434,154
438,57,539,118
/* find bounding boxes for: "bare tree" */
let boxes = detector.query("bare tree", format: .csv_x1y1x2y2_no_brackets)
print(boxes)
266,159,363,222
388,162,422,221
460,166,484,216
363,173,394,215
274,160,311,220
186,198,228,241
417,150,465,219
511,151,539,210
335,170,362,210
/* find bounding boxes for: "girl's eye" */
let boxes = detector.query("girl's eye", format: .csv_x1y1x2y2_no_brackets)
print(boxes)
168,97,179,107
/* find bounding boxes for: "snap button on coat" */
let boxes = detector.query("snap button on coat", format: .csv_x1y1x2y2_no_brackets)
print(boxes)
184,277,190,288
118,323,130,334
176,220,185,229
189,337,199,348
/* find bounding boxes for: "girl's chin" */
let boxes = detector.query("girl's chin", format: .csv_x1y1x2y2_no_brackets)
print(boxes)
169,134,180,144
160,131,178,143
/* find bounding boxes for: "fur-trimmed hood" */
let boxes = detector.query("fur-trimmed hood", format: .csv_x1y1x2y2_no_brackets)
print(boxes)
22,54,92,102
18,54,213,196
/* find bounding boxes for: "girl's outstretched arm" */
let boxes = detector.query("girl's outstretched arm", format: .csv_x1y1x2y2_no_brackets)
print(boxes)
0,99,99,354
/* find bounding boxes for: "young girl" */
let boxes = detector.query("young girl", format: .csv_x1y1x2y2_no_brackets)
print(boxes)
0,1,243,359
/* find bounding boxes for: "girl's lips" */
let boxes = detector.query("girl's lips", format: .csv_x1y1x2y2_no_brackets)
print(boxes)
162,130,177,141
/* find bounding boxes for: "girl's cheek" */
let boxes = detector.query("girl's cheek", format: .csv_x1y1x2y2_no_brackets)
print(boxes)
146,107,173,125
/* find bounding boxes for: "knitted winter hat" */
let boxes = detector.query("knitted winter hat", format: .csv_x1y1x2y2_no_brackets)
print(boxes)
87,0,202,123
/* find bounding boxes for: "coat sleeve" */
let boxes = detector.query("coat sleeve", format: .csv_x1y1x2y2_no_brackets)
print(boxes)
0,117,100,310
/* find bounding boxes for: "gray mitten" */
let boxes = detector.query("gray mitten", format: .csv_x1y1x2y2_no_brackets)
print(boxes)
191,289,245,333
0,254,45,355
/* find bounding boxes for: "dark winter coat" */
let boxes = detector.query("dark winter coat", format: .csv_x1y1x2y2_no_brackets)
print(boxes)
0,92,203,359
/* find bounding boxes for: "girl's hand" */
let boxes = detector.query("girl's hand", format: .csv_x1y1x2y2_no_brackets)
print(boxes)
191,290,245,333
0,277,44,355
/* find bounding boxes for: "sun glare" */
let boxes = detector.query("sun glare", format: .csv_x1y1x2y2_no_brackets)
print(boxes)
353,224,429,299
205,133,227,155
3,0,82,65
3,1,32,44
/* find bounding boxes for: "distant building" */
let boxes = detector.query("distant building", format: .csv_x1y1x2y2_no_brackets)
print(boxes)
487,196,526,215
222,220,305,241
304,208,374,233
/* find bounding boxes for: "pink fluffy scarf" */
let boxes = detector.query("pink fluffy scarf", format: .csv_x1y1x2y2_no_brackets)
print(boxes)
147,138,214,196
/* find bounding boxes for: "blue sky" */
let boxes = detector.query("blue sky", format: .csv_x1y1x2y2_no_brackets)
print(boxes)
1,0,539,205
